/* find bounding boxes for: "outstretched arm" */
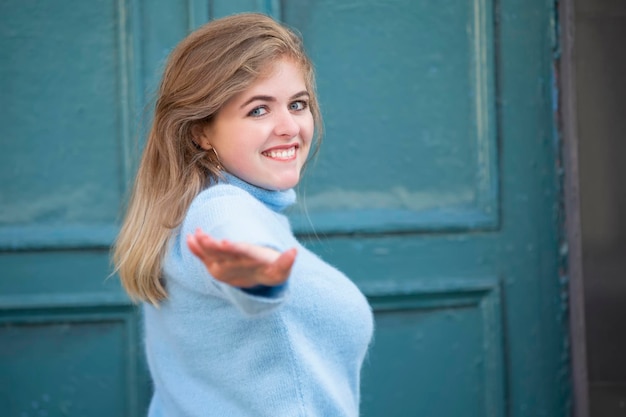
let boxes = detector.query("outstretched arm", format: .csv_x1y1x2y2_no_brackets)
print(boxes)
186,228,296,289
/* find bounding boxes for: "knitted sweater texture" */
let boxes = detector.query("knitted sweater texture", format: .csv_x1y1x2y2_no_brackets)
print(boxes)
144,174,374,417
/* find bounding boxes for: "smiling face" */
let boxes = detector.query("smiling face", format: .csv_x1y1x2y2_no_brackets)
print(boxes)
197,58,314,191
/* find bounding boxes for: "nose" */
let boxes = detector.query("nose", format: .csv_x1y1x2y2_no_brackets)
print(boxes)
274,110,300,138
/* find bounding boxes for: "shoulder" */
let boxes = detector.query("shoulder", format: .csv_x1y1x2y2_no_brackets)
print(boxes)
182,183,289,243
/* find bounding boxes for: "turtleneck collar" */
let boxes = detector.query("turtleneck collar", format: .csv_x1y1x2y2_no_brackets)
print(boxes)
219,172,296,213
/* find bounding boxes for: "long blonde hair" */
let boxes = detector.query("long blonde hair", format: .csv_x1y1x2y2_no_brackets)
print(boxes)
113,13,322,305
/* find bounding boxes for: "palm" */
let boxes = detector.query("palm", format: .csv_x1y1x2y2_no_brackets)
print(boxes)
187,229,296,288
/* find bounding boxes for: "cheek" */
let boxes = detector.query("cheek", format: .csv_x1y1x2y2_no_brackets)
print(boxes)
303,116,315,143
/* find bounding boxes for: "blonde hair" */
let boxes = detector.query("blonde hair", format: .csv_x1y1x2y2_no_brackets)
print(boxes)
113,13,322,305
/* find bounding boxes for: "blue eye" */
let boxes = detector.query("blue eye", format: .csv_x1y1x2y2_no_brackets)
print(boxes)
290,101,307,111
248,106,268,117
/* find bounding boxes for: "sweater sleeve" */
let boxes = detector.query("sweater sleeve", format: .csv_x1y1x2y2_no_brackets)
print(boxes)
173,185,292,316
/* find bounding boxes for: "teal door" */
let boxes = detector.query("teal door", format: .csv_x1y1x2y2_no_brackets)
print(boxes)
0,1,567,416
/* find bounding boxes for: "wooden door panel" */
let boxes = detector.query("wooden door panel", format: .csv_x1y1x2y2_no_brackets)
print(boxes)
361,279,503,416
0,309,139,416
285,0,498,233
0,0,123,242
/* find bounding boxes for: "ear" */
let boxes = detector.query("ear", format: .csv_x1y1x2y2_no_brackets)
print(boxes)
191,123,213,150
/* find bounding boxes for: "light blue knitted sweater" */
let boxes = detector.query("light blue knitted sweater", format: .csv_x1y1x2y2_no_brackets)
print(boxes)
144,174,374,417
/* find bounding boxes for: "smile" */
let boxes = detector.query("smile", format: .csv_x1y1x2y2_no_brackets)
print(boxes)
262,146,297,160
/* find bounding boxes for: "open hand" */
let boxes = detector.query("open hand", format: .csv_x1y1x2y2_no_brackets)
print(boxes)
186,228,297,288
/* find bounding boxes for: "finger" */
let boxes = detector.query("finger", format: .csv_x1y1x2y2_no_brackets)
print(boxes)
263,248,297,284
195,230,243,256
193,233,234,260
275,248,297,270
188,232,228,264
186,234,204,258
194,229,219,249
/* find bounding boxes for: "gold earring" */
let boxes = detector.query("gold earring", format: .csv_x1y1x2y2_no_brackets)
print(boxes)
209,147,222,171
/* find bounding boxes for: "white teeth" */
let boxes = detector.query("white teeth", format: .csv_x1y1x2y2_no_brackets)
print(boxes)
264,147,296,159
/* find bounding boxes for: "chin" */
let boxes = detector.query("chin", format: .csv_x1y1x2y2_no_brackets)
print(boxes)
271,175,300,191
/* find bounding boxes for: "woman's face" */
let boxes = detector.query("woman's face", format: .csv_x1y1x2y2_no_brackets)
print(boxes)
199,58,314,190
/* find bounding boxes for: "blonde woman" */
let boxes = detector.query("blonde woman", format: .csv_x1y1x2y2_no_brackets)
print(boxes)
114,13,373,417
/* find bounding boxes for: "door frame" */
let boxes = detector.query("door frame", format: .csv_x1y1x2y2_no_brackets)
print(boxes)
558,0,589,415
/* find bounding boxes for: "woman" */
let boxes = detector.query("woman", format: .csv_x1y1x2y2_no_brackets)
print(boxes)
114,13,373,417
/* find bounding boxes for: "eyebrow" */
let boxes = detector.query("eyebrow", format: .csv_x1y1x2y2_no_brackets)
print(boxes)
239,90,310,109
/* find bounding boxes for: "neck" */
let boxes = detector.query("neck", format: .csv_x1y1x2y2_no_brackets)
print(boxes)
219,173,296,212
